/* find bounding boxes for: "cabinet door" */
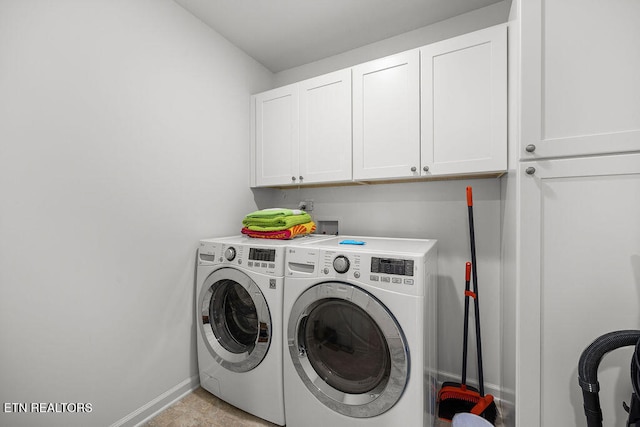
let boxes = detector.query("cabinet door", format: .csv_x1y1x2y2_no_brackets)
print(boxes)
254,84,299,187
420,25,506,176
517,153,640,426
520,0,640,159
299,69,352,184
353,50,420,180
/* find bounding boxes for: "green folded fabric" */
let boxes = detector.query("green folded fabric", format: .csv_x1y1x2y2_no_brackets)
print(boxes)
243,214,312,229
244,208,302,219
242,211,312,230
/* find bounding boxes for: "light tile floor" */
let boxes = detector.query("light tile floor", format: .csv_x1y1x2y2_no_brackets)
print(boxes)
143,387,504,427
142,387,277,427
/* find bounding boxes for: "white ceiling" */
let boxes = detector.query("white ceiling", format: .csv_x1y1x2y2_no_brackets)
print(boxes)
173,0,504,73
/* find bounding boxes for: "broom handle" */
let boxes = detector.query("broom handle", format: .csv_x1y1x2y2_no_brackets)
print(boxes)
461,262,472,386
467,186,486,397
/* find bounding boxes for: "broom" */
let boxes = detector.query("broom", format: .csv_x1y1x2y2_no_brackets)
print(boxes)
437,262,479,418
437,186,498,423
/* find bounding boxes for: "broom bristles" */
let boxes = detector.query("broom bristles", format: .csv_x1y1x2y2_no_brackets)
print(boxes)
439,390,480,403
439,385,482,400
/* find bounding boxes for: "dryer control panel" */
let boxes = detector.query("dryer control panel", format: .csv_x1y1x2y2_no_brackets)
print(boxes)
218,244,283,276
371,257,414,277
318,250,424,296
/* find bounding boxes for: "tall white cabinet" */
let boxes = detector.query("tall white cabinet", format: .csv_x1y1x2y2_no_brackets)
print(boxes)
509,0,640,426
519,0,640,159
517,155,640,427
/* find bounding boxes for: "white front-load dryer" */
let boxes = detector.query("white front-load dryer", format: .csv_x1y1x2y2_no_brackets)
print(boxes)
283,236,438,427
196,235,291,426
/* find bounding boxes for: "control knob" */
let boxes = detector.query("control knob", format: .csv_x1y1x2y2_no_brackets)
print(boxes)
224,247,236,261
333,256,350,274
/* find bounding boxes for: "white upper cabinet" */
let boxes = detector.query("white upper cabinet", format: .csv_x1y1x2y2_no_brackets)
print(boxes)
299,69,352,184
421,25,507,176
254,84,299,186
252,71,352,187
520,0,640,159
352,50,421,180
252,26,509,187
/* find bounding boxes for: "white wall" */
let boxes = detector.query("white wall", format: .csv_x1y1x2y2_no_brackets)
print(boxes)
274,1,509,86
255,178,505,396
0,1,272,426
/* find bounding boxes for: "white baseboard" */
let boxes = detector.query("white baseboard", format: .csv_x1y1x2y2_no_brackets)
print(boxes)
109,375,200,427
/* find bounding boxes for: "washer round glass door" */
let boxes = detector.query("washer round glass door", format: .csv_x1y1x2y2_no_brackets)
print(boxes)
288,282,409,418
200,268,271,372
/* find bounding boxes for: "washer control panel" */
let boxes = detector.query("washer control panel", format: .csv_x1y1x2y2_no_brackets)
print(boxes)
197,241,284,276
245,247,278,273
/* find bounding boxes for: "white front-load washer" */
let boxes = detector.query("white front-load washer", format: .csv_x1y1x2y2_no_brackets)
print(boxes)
196,235,291,425
283,235,438,427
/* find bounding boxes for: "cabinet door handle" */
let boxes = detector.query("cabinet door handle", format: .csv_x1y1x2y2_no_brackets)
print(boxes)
299,176,303,181
423,166,429,172
525,167,536,175
525,144,536,153
291,176,296,181
410,166,417,172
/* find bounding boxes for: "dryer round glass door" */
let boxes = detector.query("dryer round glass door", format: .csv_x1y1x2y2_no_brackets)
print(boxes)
287,282,409,418
200,267,271,372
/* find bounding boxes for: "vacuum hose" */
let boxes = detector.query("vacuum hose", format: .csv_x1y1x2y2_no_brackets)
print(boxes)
578,330,640,427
